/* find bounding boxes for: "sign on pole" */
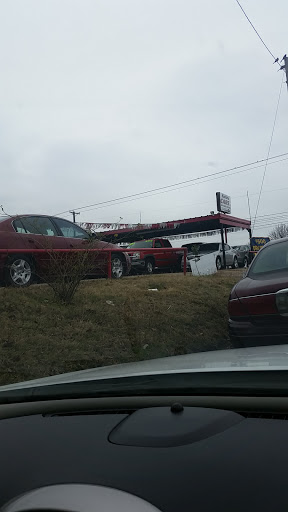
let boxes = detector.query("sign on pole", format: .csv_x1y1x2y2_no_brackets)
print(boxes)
216,192,231,214
250,237,270,253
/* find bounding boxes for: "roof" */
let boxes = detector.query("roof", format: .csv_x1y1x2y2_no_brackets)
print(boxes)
91,213,251,243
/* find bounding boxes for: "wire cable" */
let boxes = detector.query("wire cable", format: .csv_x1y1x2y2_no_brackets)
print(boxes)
235,0,278,62
252,78,284,233
74,157,288,214
55,152,288,216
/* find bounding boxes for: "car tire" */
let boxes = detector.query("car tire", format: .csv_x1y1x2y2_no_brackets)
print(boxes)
111,254,125,279
145,258,154,274
4,255,34,287
216,257,222,271
232,257,239,269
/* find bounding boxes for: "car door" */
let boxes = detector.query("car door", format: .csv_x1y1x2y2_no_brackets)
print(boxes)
51,217,106,275
161,239,177,268
13,216,68,280
153,239,165,268
51,217,90,249
224,244,234,266
15,216,66,250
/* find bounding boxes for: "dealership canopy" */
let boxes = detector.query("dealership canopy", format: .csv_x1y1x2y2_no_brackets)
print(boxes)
79,213,251,244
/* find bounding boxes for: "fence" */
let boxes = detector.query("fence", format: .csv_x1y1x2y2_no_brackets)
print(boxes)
0,247,188,279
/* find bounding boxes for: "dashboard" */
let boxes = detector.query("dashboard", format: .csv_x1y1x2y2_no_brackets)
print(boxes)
1,397,288,511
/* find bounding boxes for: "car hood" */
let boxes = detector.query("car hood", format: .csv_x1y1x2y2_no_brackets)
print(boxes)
1,345,288,393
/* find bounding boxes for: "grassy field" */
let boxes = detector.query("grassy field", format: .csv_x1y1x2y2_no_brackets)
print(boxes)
0,270,242,385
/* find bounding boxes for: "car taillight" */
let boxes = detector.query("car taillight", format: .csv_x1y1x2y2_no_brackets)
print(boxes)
228,298,247,317
276,289,288,316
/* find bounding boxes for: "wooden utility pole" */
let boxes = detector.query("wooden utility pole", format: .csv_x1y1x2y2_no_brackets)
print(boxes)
69,210,80,223
283,55,288,89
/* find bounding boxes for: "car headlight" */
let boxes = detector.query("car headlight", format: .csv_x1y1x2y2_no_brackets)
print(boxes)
132,252,140,260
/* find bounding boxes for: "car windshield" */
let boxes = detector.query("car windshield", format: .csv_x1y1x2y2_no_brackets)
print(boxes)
0,0,287,399
182,243,202,252
128,240,153,248
250,241,288,275
199,243,219,253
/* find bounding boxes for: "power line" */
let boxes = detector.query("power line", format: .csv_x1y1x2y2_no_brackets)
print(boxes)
55,152,288,216
234,0,278,62
71,156,288,215
254,210,288,220
252,78,284,233
253,219,288,230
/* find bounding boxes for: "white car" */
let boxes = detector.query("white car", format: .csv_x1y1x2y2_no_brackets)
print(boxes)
181,242,239,271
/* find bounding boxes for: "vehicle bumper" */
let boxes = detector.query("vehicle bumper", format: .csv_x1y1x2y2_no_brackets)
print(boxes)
130,259,146,270
229,317,288,348
123,253,132,275
181,259,192,271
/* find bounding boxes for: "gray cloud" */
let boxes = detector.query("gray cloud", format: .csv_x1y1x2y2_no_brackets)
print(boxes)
0,0,287,238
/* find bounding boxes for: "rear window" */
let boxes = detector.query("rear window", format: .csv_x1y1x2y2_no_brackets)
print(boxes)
128,240,153,248
249,241,288,275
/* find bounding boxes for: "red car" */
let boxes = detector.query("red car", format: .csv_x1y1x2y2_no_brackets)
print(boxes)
0,215,131,286
228,237,288,347
127,238,182,274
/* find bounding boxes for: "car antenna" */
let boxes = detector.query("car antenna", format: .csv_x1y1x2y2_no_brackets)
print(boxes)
0,205,12,217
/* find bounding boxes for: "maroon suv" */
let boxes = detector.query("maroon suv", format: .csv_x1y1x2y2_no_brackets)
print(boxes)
0,215,131,286
229,237,288,347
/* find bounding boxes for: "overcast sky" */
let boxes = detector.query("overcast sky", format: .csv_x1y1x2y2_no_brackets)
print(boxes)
0,0,287,242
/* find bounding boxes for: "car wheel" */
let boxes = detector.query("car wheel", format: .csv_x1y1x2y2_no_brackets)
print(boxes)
216,257,222,271
145,258,154,274
111,255,125,279
5,255,34,287
243,257,248,268
233,257,239,269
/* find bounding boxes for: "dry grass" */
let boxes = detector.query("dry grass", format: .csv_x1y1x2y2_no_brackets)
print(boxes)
0,270,242,385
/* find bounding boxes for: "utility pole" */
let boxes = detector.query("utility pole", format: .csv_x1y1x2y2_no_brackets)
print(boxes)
247,190,252,223
279,54,288,89
69,210,80,223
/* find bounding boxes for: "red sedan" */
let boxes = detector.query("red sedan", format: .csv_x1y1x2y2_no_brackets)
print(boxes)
0,215,131,286
229,237,288,347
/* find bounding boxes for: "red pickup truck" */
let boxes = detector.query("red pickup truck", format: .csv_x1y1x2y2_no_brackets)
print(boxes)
127,238,182,274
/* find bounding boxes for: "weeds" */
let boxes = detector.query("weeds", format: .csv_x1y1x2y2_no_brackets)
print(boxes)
0,271,242,385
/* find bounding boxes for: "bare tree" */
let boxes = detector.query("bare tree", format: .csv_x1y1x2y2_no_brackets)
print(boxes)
38,246,98,304
269,224,288,240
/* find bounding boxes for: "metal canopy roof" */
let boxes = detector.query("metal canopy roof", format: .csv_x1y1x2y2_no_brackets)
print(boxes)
95,213,251,243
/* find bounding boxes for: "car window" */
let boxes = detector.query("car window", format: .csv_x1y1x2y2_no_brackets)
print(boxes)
20,217,58,236
13,219,26,234
250,241,288,275
53,218,89,239
154,240,162,248
162,240,171,247
200,243,219,253
224,244,230,251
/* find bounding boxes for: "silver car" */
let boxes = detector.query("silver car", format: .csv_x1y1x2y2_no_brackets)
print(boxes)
182,242,239,271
